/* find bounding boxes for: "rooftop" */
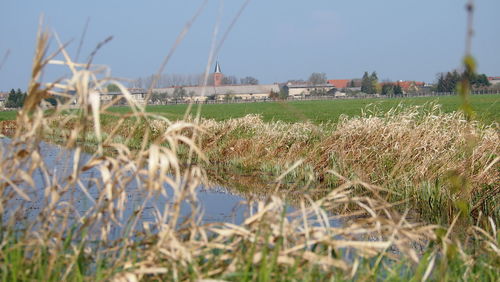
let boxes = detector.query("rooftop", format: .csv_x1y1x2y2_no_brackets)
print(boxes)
154,84,279,96
327,79,351,88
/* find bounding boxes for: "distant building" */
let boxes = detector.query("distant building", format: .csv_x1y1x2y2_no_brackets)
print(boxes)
286,83,337,97
488,76,500,85
327,79,351,89
154,84,279,101
0,92,9,108
213,61,223,87
397,81,425,93
100,88,148,105
154,62,279,101
379,81,425,93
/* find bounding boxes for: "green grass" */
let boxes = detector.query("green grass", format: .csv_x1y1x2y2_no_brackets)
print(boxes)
0,111,17,121
138,95,500,124
1,94,499,124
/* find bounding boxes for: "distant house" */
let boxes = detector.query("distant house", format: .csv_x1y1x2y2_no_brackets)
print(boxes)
380,81,425,93
327,79,351,89
0,92,8,108
100,88,148,105
397,81,425,93
487,76,500,85
286,83,336,98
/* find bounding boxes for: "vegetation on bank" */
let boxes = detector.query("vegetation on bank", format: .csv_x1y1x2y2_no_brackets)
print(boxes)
128,105,497,226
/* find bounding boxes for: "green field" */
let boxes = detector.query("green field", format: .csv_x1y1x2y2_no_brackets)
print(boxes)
0,110,17,121
1,94,499,124
139,94,500,124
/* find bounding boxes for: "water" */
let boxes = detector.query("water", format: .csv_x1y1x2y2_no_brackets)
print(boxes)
1,138,342,241
0,138,252,229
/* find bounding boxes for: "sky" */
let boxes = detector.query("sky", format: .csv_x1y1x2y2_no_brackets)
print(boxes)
0,0,499,91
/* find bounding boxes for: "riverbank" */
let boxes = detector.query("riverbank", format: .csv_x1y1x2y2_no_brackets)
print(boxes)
191,105,500,226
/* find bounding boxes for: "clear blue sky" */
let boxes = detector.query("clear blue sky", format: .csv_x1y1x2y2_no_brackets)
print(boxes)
0,0,499,91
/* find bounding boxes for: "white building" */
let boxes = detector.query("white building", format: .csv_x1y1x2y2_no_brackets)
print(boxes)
100,88,148,105
286,83,336,98
488,76,500,85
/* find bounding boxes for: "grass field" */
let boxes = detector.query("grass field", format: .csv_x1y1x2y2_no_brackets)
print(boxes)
134,94,500,124
1,94,499,124
0,110,17,121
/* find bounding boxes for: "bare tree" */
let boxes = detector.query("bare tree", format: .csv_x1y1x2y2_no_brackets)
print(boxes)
240,76,259,85
222,75,239,85
308,72,327,85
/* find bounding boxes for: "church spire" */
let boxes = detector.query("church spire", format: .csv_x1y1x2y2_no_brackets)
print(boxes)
213,61,223,87
214,61,222,74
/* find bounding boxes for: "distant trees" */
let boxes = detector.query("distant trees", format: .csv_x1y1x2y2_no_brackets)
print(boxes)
308,72,327,85
381,82,403,95
436,70,490,92
269,90,280,100
131,73,205,88
5,88,26,108
173,87,187,100
221,75,239,85
381,83,394,95
470,73,490,88
436,71,461,92
279,85,289,99
223,92,235,101
132,73,261,88
361,71,379,94
151,92,168,104
394,83,403,95
240,76,259,85
361,72,370,93
106,84,120,93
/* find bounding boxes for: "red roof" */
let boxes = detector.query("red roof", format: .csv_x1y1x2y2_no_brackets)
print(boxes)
395,81,424,90
488,77,500,80
327,79,350,88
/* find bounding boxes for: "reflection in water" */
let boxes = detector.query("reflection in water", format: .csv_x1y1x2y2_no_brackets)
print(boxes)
1,139,256,227
1,138,340,239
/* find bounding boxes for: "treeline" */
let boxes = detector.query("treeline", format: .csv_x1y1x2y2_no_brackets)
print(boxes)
150,87,198,103
3,88,66,108
4,89,26,108
436,71,490,92
360,72,379,94
129,73,259,88
381,82,403,95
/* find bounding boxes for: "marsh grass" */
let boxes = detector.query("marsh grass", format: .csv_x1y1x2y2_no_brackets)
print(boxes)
187,105,499,226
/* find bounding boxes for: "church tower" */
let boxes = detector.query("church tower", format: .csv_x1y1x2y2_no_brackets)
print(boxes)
213,61,223,87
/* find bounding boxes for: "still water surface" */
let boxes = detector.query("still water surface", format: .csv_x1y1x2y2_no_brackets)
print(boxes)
2,139,340,241
1,139,263,226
